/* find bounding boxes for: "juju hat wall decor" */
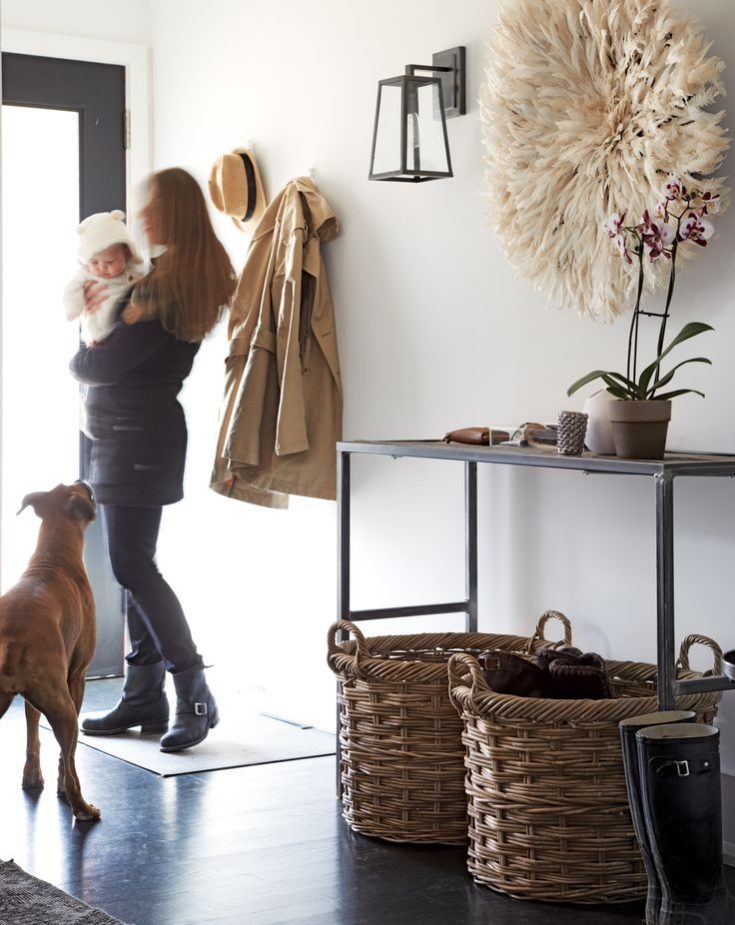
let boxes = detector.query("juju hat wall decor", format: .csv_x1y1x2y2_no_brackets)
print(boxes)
481,0,730,320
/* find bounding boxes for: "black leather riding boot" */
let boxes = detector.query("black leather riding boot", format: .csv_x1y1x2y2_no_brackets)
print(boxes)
81,661,169,735
159,666,219,753
619,711,696,925
636,722,735,925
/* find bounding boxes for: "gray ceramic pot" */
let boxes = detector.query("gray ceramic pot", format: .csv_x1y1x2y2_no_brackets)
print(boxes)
608,400,672,459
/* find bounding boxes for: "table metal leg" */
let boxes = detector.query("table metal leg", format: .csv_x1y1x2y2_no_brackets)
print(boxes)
335,454,480,798
655,471,676,710
336,450,351,797
465,461,478,633
337,450,351,633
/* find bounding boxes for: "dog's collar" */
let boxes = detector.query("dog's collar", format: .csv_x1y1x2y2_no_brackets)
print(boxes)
74,479,95,503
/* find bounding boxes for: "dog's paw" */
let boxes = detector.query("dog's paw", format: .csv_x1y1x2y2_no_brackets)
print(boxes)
22,769,45,791
73,802,101,822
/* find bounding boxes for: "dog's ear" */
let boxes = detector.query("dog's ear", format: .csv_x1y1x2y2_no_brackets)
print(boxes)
65,489,96,523
17,491,48,517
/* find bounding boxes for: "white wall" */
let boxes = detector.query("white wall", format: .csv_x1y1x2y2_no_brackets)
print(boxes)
3,1,735,776
145,0,735,759
0,0,151,44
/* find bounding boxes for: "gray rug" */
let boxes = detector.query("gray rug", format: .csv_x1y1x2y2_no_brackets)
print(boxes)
75,709,336,777
0,860,125,924
7,678,335,777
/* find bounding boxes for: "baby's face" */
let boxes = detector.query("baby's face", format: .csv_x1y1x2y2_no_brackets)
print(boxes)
88,244,128,279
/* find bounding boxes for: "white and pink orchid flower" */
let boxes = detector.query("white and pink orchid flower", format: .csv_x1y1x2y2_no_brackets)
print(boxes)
662,175,686,201
638,210,675,261
604,212,626,238
679,212,714,246
612,232,633,264
690,190,720,216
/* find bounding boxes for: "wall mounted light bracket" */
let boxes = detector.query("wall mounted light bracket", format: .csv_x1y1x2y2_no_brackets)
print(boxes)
431,46,466,118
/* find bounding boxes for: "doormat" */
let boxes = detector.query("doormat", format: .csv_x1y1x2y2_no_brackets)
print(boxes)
0,859,126,925
15,678,335,777
75,709,336,777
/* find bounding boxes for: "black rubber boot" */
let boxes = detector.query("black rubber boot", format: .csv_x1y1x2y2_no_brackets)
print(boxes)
636,722,735,925
81,662,169,736
619,711,696,924
159,667,219,753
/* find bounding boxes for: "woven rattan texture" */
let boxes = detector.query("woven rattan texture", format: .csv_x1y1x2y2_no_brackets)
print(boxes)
328,612,573,845
448,637,721,904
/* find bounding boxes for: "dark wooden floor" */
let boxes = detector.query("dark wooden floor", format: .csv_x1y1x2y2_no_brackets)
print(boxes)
1,687,732,925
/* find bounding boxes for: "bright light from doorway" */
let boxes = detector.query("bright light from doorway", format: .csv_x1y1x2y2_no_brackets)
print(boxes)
1,105,81,590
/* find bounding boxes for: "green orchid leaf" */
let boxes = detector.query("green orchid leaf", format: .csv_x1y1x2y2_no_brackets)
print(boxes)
603,371,640,393
649,388,706,401
654,322,714,365
605,385,632,401
567,370,609,396
637,361,658,396
643,358,712,397
567,323,713,402
601,374,636,400
638,325,713,393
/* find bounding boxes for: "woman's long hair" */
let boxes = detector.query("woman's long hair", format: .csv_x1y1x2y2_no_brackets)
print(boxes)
132,168,236,342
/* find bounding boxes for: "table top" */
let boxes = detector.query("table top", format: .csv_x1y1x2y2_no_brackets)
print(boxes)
337,440,735,477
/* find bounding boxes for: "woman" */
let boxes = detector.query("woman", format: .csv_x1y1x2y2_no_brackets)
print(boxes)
71,168,236,752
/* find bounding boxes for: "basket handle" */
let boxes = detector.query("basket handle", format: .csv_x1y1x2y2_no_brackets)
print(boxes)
526,609,572,653
326,619,371,678
677,634,723,677
448,651,489,708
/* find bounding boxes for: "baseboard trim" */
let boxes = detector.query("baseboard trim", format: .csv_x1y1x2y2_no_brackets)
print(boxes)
724,841,735,868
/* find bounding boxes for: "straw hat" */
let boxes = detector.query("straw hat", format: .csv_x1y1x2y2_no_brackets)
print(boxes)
208,148,267,231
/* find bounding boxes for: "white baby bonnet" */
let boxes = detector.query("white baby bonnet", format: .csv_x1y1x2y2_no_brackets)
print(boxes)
77,210,144,266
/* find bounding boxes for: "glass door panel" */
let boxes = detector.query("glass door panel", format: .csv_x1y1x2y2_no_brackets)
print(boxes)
1,105,81,589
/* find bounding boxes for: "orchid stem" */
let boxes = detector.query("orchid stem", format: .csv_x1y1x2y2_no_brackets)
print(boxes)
653,237,679,388
626,239,645,386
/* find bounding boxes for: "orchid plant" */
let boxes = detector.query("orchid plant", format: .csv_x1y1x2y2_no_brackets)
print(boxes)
568,176,718,402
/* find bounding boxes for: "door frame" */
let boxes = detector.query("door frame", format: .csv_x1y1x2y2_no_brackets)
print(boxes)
1,30,150,198
0,30,150,569
0,32,150,671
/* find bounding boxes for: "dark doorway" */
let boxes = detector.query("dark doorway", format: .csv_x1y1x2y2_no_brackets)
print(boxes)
1,52,127,676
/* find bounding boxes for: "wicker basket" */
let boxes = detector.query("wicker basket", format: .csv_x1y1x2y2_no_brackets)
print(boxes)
448,635,722,904
327,611,574,844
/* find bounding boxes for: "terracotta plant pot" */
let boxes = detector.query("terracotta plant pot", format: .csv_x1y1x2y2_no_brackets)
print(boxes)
608,400,672,459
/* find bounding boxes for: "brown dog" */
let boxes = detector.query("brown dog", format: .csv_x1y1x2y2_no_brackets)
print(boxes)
0,481,99,821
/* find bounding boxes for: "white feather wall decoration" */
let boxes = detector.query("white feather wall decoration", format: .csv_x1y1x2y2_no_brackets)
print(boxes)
481,0,730,320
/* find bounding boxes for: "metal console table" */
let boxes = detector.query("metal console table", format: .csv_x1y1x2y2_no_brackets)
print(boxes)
337,440,735,709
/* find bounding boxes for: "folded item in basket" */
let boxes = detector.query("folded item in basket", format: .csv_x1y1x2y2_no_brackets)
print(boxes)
478,646,613,700
443,426,510,446
478,650,555,698
536,646,613,700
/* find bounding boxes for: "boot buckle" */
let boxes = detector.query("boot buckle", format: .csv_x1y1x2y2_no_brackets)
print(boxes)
675,760,690,777
194,702,208,716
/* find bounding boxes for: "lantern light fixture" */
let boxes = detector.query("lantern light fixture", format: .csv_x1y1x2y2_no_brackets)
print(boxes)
369,46,466,183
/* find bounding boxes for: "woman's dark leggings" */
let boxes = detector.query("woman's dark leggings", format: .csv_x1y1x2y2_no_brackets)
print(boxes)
102,504,203,673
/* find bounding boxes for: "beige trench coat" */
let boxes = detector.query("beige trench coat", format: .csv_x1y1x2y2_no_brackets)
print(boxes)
210,177,342,508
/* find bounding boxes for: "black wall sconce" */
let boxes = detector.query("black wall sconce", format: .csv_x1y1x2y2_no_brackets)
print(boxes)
369,46,466,182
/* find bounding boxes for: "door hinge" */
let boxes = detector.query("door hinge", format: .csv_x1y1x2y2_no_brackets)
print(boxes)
123,110,131,149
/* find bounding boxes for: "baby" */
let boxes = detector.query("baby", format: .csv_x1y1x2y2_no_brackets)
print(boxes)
63,210,148,345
